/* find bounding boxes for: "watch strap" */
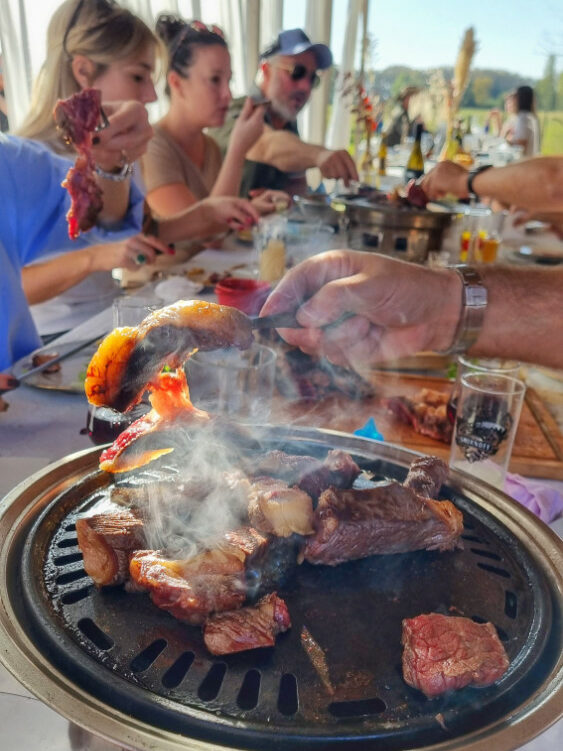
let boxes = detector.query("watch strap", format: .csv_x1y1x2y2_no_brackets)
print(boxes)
439,265,487,355
467,164,492,202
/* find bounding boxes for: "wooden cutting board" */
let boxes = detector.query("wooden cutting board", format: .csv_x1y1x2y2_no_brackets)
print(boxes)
270,372,563,480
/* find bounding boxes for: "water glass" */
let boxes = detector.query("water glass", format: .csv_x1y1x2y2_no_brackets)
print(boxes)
449,373,526,489
185,343,277,423
113,294,160,327
448,355,521,423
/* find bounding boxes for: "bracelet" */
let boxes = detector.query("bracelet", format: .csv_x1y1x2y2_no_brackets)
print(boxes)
95,161,134,182
438,265,487,355
467,164,492,202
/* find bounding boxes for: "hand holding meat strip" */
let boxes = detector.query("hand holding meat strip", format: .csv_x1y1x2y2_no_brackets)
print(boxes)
86,300,254,413
54,88,104,238
402,613,509,698
203,592,291,655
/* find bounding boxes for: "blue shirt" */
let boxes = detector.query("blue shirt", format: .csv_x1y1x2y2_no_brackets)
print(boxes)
0,134,144,370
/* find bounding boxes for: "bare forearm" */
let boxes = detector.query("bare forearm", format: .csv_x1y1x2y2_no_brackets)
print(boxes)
96,177,130,226
472,158,563,213
210,148,245,197
247,129,323,172
158,204,220,245
23,250,94,304
468,266,563,368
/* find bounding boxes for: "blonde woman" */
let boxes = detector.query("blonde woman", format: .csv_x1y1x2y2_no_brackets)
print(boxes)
18,0,258,336
143,14,289,219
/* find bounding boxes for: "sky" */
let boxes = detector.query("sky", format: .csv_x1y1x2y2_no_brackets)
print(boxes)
284,0,563,79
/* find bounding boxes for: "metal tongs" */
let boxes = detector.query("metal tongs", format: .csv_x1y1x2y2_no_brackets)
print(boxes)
251,311,354,330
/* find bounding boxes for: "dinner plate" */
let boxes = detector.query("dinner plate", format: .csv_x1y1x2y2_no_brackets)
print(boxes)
12,339,100,393
510,240,563,264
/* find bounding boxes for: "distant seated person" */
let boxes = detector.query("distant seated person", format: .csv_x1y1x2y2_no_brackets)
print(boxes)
505,85,540,157
383,86,420,148
208,28,359,197
142,15,290,220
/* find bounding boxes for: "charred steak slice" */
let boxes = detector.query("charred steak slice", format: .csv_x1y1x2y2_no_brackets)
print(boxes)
303,483,463,566
203,592,291,655
76,508,146,587
402,613,510,698
403,456,448,498
386,388,453,444
249,449,361,500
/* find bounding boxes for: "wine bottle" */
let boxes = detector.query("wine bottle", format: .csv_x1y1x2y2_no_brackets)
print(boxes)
378,134,387,176
404,123,424,181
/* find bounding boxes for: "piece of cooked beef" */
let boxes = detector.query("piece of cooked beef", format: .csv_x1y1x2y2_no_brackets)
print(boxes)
401,613,510,698
129,548,247,625
403,456,448,498
303,483,463,566
248,449,361,500
203,592,291,655
248,477,314,537
128,527,297,624
76,509,146,587
386,389,453,444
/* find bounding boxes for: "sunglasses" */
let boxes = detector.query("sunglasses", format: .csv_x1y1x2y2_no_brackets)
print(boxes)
188,20,225,39
276,63,321,88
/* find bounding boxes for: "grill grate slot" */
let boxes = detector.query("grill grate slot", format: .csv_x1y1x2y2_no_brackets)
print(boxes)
130,639,167,673
56,568,88,585
237,669,261,710
470,548,502,561
77,618,113,651
57,537,78,549
198,663,227,701
505,590,518,619
328,696,386,719
161,651,195,689
462,534,488,543
277,672,298,716
53,552,83,566
60,587,91,605
477,562,511,578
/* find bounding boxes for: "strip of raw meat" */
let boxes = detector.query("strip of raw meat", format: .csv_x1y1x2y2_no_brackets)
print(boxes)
401,613,509,698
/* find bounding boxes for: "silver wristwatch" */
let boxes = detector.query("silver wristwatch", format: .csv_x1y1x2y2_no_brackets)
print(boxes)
439,265,487,355
95,161,134,182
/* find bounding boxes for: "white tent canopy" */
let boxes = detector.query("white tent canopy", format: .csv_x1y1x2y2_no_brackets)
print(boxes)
0,0,367,150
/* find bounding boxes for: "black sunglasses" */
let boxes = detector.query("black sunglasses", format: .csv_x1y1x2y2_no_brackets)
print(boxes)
276,63,321,88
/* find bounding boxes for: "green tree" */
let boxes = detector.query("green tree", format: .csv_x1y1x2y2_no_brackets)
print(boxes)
557,71,563,110
472,75,493,106
536,54,557,111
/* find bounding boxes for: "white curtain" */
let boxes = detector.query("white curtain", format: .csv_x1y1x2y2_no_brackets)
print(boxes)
0,0,34,131
300,0,333,146
326,0,362,149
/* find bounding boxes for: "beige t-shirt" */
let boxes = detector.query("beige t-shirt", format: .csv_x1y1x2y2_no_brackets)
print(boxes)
141,124,223,199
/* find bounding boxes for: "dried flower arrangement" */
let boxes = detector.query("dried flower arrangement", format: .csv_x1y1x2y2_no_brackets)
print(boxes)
339,72,383,171
440,27,478,160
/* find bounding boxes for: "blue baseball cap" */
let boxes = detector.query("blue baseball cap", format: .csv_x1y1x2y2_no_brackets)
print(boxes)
260,28,332,70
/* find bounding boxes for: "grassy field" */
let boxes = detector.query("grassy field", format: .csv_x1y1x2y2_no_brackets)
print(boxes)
459,108,563,155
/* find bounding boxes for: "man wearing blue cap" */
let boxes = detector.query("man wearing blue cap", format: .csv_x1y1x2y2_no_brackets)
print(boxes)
210,28,358,197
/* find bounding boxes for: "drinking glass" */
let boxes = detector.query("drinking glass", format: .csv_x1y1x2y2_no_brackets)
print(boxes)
112,294,160,327
449,373,526,488
253,215,287,283
474,211,506,264
447,355,521,424
185,343,277,423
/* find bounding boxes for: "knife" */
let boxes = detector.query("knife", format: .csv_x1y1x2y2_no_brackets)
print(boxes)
11,333,106,385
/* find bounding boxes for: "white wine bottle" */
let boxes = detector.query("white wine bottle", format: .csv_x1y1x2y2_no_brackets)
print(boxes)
404,123,424,182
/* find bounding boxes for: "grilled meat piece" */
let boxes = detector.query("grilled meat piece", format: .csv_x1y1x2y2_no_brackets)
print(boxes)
249,449,361,500
403,456,449,498
303,483,463,566
129,548,247,625
402,613,510,698
53,88,104,238
129,527,295,624
248,477,314,537
31,351,61,373
203,592,291,655
86,300,254,412
76,509,145,587
386,389,453,444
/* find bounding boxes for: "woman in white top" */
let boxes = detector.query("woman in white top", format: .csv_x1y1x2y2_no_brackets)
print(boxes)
506,85,540,158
